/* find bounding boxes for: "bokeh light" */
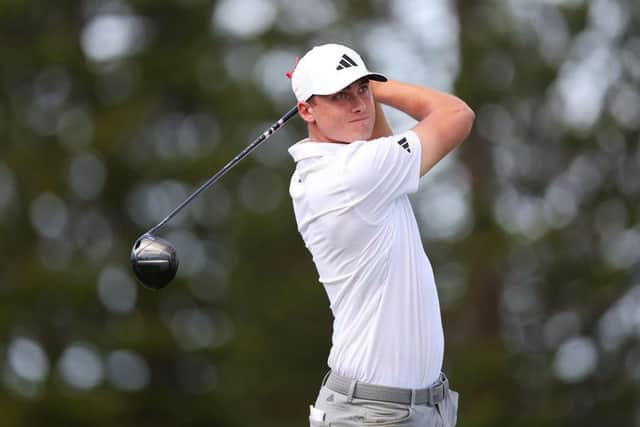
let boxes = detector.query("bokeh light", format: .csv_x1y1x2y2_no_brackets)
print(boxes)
98,265,138,314
57,343,104,390
106,350,150,391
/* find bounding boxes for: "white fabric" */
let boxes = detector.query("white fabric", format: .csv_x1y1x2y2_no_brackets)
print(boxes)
291,43,387,102
288,131,444,389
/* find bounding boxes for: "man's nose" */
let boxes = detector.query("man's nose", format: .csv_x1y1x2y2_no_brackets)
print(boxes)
351,95,366,113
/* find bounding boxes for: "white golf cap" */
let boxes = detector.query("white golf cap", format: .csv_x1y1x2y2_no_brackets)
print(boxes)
291,43,387,102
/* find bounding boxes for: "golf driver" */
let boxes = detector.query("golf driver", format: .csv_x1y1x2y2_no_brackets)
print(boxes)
131,106,299,289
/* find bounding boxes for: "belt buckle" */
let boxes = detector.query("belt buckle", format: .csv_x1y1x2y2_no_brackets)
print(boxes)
428,380,445,406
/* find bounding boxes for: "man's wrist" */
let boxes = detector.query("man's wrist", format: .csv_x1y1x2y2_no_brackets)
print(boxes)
370,80,392,105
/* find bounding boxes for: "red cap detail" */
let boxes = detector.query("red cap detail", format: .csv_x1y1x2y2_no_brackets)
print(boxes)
285,56,300,79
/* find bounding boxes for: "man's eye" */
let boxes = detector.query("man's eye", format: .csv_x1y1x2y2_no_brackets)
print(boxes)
359,85,369,94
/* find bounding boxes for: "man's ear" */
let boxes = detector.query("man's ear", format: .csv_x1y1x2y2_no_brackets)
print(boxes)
298,101,315,124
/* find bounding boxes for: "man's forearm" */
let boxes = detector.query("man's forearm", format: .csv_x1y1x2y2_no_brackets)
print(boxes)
371,80,469,121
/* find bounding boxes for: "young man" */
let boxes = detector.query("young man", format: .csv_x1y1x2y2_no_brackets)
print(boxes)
288,43,474,427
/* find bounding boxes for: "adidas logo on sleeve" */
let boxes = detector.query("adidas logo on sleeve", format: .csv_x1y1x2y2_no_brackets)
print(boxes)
397,137,411,153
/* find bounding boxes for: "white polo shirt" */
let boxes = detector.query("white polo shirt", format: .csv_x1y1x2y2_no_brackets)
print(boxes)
288,130,444,389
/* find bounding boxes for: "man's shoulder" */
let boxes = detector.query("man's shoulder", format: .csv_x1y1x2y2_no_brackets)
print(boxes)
288,131,418,169
342,130,419,161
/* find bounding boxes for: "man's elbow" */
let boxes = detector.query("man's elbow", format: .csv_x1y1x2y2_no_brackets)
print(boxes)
460,102,475,123
453,102,475,144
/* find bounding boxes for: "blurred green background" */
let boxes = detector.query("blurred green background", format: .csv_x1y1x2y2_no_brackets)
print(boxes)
1,0,639,425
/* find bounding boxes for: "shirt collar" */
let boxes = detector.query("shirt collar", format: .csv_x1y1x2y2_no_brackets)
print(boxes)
288,138,347,162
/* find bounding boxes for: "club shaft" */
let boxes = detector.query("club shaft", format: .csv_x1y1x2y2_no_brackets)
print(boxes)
147,106,299,236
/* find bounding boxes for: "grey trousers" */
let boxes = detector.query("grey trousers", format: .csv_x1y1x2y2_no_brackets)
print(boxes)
309,383,459,426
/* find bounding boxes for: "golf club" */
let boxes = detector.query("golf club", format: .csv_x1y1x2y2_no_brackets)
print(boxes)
131,106,299,289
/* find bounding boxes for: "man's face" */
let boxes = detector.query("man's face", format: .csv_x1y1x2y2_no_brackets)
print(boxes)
303,79,375,143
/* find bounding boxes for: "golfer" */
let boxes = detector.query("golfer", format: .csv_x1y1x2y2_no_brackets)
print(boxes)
288,43,474,427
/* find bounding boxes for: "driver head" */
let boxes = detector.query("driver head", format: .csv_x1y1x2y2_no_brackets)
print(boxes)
130,234,179,289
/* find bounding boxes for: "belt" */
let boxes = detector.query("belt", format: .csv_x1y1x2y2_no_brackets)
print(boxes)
324,371,449,406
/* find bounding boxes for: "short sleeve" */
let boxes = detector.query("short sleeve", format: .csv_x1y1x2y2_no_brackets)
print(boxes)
343,131,422,222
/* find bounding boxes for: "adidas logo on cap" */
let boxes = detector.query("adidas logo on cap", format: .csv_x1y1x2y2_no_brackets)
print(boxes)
336,54,358,70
